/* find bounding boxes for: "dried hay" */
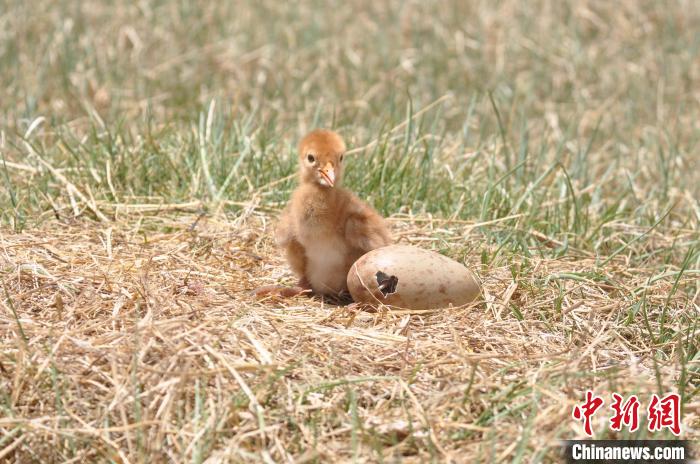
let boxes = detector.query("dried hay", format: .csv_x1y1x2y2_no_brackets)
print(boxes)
0,211,697,462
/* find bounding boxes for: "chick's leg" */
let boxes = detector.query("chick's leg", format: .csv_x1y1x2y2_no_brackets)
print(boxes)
285,239,310,289
253,240,310,299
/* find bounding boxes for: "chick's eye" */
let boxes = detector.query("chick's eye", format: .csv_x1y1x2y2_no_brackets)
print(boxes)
307,154,315,163
339,154,344,162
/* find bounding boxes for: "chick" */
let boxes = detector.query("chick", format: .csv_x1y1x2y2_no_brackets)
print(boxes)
276,129,392,297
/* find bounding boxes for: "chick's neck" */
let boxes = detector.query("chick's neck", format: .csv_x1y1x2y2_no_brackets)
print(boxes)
301,180,341,210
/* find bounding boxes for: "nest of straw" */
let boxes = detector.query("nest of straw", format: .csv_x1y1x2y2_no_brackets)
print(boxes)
0,212,697,462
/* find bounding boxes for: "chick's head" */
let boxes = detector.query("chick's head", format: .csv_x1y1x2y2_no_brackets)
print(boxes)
298,129,346,188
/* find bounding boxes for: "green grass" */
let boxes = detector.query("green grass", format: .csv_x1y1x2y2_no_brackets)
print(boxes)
0,0,698,462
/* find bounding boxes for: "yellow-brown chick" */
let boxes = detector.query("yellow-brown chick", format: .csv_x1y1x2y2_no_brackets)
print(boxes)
276,129,392,297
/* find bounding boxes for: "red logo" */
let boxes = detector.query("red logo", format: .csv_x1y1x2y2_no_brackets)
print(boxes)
572,392,682,436
610,393,640,432
572,390,604,436
647,393,681,436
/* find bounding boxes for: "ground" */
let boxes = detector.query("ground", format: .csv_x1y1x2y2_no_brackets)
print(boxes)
1,0,699,462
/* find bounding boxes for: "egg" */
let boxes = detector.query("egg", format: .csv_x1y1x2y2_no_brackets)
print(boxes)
346,245,480,310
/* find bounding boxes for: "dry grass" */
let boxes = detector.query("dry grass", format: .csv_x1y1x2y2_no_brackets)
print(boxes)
1,210,697,462
1,0,699,461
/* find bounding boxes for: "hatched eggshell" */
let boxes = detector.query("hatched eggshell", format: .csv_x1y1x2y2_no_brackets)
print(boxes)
347,245,480,310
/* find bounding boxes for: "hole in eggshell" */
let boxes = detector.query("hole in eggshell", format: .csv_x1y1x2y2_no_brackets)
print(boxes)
376,271,398,297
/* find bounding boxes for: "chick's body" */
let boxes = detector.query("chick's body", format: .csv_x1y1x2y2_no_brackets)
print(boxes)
276,130,392,296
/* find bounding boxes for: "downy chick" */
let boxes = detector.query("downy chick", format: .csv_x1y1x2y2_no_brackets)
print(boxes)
276,129,392,296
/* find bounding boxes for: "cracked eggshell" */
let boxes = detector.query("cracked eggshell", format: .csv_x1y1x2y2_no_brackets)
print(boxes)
347,245,481,310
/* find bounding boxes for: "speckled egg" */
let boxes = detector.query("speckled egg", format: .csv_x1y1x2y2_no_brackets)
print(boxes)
347,245,480,310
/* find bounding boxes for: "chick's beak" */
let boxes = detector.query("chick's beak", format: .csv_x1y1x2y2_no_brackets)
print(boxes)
319,162,335,187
